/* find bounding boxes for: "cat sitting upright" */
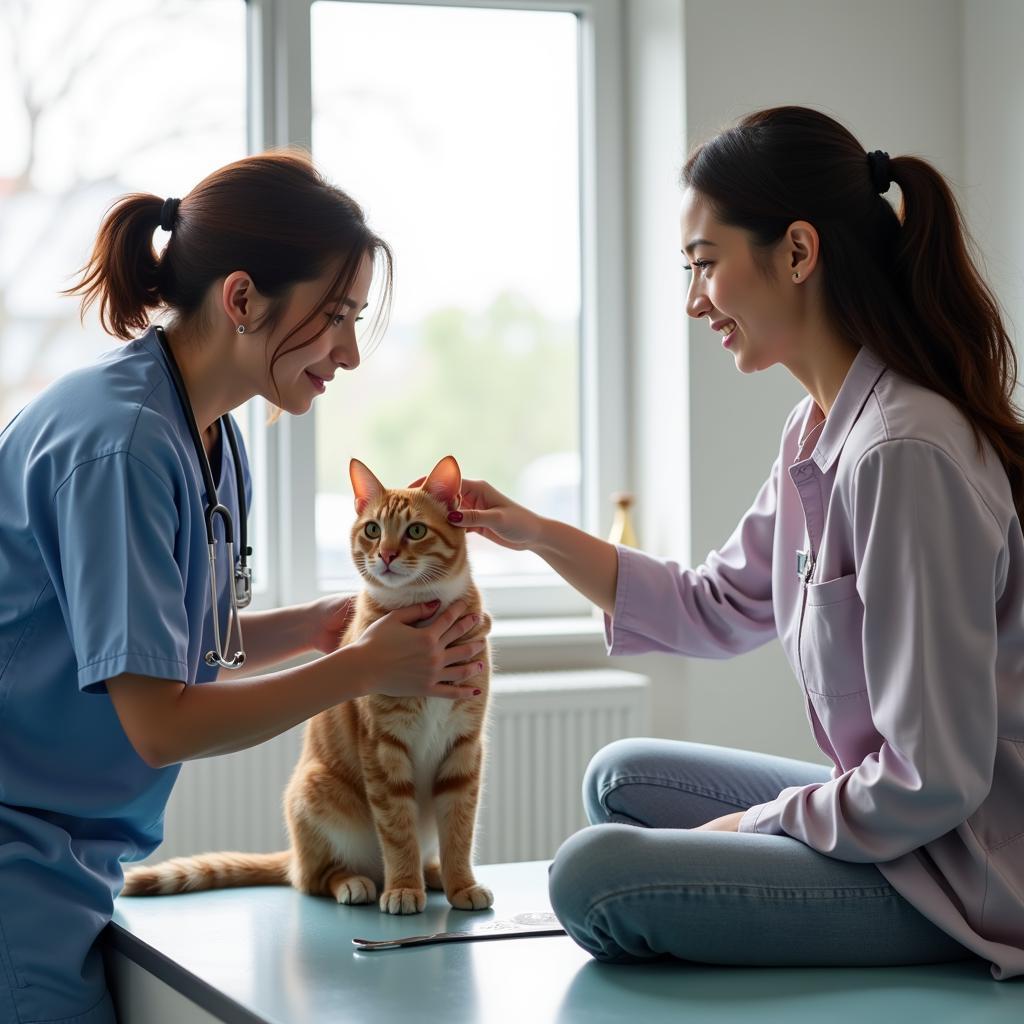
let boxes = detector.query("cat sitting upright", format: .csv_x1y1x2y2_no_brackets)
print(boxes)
122,454,494,915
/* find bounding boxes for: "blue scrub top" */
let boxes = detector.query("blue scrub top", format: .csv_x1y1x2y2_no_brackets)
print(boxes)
0,327,252,1019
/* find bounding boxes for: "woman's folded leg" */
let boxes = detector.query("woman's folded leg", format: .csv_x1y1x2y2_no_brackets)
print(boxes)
548,824,973,966
557,739,973,966
582,737,832,828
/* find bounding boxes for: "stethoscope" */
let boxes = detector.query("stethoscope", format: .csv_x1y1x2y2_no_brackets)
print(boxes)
154,324,251,670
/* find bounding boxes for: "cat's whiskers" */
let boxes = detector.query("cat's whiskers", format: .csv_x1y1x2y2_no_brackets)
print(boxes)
414,564,447,585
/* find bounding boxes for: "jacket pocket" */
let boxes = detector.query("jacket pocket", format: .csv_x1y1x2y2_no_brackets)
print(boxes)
801,573,866,697
968,738,1024,851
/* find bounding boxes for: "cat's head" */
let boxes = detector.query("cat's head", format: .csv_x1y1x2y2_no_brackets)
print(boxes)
349,455,466,592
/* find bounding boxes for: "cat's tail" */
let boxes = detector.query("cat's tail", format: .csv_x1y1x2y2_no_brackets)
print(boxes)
121,850,291,896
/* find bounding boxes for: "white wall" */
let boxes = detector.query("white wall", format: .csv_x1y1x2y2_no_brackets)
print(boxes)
963,0,1024,352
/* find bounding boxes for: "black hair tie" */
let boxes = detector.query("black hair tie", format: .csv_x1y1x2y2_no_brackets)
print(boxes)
867,151,891,194
159,197,181,232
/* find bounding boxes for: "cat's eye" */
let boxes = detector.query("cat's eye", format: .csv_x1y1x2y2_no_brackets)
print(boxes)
364,522,381,539
406,523,427,540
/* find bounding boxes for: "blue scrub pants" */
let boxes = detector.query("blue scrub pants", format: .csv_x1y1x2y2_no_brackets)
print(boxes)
0,903,115,1024
0,807,118,1024
548,738,976,966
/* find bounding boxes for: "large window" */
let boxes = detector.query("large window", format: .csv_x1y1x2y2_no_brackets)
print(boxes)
2,0,627,624
310,2,581,589
253,0,626,619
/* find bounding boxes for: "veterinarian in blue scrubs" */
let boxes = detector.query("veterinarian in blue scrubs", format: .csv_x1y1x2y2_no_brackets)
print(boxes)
0,152,484,1024
0,335,252,1023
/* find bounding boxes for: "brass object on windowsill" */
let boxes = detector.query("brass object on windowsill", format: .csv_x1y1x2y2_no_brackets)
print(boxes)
608,492,639,548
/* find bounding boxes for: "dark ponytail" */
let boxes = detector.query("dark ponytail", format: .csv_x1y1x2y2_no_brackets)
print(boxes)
887,155,1022,499
65,149,393,402
65,193,166,339
682,106,1024,520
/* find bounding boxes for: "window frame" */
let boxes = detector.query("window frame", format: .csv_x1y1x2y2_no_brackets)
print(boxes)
244,0,628,619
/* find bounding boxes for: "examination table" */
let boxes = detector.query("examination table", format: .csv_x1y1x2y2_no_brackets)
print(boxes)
103,860,1020,1023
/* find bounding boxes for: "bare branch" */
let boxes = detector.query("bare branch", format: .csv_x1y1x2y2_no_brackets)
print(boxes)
41,2,189,111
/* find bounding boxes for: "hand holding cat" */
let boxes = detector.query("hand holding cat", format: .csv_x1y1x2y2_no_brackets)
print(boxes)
352,599,486,700
306,593,357,655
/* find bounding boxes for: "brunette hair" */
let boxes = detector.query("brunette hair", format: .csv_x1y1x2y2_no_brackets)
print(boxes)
682,106,1024,519
65,149,393,404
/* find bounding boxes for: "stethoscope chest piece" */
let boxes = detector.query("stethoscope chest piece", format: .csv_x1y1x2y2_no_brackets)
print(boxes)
235,563,253,609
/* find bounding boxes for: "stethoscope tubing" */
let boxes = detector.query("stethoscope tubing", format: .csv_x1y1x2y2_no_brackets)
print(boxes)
154,325,250,670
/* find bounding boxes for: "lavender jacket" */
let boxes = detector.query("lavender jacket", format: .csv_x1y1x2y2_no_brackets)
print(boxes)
606,346,1024,979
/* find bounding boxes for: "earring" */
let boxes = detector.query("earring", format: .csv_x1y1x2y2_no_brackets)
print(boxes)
792,272,800,281
236,324,246,335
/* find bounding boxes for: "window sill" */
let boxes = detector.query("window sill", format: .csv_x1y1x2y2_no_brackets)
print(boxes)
489,613,606,650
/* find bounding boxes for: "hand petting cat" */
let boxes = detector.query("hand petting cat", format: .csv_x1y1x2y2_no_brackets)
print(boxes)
441,475,620,616
407,474,542,551
446,479,542,550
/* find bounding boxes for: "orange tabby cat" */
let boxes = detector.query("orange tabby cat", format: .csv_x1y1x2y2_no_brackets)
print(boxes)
122,455,493,915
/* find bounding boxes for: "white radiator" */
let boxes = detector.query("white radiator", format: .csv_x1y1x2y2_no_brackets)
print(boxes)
142,670,651,866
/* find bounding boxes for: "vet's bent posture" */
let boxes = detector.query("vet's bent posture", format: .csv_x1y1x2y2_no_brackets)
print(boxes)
0,154,483,1024
123,456,494,915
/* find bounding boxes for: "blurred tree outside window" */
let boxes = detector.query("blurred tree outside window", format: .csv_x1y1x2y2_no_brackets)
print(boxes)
0,0,246,427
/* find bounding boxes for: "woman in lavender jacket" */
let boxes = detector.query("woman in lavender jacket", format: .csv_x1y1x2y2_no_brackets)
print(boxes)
448,107,1024,978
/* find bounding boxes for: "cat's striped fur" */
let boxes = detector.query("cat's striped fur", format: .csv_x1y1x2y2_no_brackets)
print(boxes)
122,455,493,914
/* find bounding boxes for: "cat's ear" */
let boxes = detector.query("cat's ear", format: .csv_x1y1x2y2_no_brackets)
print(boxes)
350,458,385,515
421,455,461,508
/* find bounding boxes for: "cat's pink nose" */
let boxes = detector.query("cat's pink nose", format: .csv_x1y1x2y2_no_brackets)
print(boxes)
379,550,399,566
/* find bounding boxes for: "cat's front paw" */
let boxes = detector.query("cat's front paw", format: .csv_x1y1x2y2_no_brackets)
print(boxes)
330,874,377,905
380,887,427,914
448,884,494,911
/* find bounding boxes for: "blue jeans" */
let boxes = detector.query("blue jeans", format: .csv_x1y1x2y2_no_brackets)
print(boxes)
548,738,976,966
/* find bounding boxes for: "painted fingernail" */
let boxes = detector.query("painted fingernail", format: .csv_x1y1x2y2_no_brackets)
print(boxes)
447,511,463,523
473,689,482,696
477,662,484,671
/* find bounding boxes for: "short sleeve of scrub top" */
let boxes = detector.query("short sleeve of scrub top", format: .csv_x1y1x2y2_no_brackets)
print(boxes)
53,448,191,693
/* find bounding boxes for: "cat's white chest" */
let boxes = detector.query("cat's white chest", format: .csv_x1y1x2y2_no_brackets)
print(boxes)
410,700,457,786
409,701,459,857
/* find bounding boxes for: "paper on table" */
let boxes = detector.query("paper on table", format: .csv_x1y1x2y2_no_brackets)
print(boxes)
352,912,566,950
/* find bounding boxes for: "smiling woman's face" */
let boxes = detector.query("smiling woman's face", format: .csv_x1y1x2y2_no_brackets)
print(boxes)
680,187,799,375
259,251,373,414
